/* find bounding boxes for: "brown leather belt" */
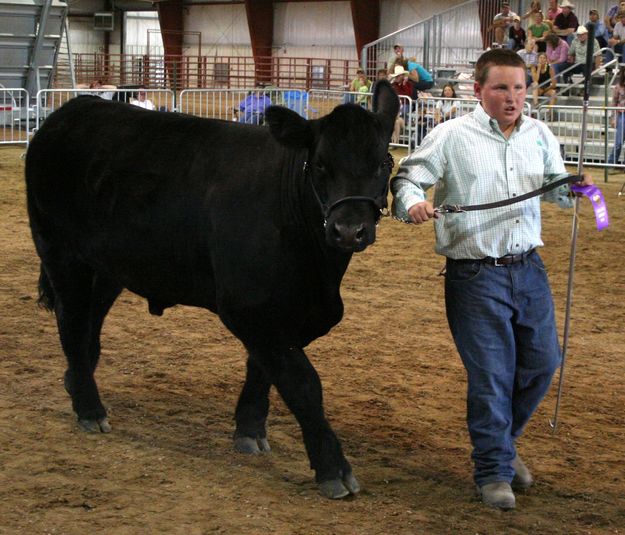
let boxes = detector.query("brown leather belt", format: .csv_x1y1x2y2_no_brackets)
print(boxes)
450,249,535,267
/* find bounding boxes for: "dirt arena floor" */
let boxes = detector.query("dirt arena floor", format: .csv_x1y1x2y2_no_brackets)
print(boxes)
1,144,624,534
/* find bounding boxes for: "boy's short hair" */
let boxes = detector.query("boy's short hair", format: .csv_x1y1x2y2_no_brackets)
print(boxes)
475,48,526,85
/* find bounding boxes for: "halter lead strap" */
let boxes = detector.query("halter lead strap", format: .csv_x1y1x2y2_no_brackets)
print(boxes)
435,174,582,214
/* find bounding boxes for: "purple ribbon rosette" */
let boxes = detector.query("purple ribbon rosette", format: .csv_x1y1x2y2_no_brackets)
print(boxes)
570,184,610,231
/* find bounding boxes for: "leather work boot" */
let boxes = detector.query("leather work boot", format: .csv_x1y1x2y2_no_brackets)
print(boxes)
512,454,534,490
477,481,516,510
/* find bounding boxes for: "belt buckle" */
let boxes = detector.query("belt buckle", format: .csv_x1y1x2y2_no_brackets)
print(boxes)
493,256,507,267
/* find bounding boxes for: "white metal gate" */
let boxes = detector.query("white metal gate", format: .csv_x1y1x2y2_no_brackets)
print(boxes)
35,88,175,130
179,88,314,123
0,89,29,145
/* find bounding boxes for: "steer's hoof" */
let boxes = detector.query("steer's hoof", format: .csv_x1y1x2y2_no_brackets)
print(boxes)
343,471,361,494
234,436,271,454
318,472,361,499
78,417,111,433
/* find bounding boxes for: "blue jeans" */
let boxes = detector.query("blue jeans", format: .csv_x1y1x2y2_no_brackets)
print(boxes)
444,251,561,487
608,113,625,164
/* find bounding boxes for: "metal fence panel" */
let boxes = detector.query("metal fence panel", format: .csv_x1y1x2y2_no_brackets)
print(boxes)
34,89,175,130
0,89,29,145
179,88,317,123
32,86,620,171
538,104,622,169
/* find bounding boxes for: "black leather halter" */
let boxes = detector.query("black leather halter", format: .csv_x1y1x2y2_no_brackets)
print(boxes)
305,152,394,226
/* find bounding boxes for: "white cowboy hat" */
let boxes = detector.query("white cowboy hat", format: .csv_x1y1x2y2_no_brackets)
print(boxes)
576,25,588,34
390,65,410,80
560,0,575,9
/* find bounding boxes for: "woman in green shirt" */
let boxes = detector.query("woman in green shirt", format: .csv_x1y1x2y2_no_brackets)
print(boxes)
528,11,551,52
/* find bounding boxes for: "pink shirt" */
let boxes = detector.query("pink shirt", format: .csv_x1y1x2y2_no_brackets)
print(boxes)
546,39,569,63
547,6,562,21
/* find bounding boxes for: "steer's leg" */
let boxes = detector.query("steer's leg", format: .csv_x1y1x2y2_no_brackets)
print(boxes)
256,345,360,499
41,253,121,432
233,355,272,454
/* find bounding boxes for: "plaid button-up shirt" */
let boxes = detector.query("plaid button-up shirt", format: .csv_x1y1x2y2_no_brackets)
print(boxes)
391,104,572,260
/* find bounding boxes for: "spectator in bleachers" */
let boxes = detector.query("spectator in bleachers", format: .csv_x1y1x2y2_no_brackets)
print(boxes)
346,70,372,106
605,1,625,35
130,88,154,110
508,16,527,51
492,2,518,47
528,11,551,52
518,39,539,86
522,0,543,27
236,87,272,125
407,58,434,96
387,44,406,74
608,11,625,58
546,0,562,26
566,25,602,83
390,64,413,118
375,68,405,148
545,31,570,80
434,83,460,124
371,68,390,95
607,65,625,169
356,84,371,108
553,0,579,44
349,69,371,93
531,52,557,108
76,80,117,100
588,9,610,49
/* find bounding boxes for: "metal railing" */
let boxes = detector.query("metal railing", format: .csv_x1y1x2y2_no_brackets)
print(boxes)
361,0,483,78
0,88,29,146
537,104,625,171
65,53,360,92
179,88,316,123
34,89,175,130
15,85,624,180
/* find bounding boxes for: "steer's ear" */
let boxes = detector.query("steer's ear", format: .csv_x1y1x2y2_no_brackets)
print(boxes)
265,106,314,148
372,80,400,133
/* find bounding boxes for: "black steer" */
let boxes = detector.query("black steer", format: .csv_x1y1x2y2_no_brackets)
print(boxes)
25,81,399,499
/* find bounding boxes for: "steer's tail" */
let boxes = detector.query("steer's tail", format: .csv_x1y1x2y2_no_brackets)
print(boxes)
37,265,55,311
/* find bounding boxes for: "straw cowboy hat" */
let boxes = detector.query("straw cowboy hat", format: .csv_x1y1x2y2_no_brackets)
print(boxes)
390,65,410,80
576,25,588,34
560,0,575,9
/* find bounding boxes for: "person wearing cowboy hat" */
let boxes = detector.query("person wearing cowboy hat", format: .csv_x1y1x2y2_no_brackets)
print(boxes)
389,64,413,118
566,25,602,82
553,0,580,45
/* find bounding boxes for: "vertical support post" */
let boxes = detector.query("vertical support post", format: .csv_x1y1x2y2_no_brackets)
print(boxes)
604,66,611,183
26,0,53,96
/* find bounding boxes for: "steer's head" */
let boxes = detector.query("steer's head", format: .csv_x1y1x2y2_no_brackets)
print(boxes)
266,80,399,252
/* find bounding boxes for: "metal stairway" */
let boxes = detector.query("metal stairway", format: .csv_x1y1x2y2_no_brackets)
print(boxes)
0,0,71,94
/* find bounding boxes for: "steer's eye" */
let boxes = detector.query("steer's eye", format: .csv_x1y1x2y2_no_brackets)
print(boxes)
315,162,327,175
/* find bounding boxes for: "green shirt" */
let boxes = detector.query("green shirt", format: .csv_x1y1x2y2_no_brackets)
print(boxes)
528,22,550,38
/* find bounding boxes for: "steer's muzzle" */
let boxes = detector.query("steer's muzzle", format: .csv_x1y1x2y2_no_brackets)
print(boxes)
325,203,378,252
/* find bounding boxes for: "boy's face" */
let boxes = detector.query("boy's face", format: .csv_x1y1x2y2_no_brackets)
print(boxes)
474,65,527,131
